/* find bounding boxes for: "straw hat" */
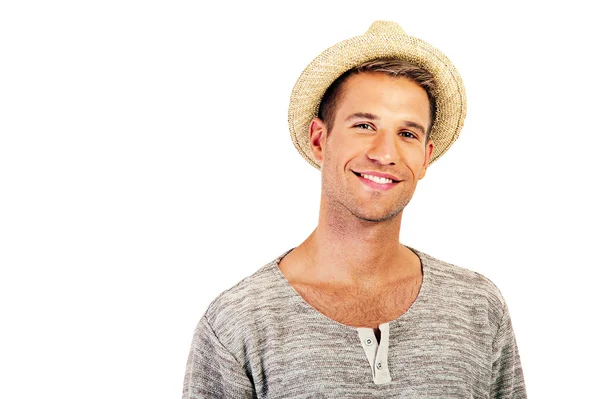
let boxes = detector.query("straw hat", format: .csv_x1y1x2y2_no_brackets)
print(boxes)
288,20,467,169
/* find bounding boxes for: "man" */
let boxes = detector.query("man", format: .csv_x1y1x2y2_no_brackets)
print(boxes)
183,21,526,398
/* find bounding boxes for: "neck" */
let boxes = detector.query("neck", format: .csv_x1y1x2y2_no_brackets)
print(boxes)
296,197,418,287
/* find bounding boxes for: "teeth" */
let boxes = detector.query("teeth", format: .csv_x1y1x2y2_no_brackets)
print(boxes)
361,173,394,184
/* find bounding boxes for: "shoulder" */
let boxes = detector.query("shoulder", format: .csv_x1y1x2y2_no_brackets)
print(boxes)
411,247,508,326
201,248,293,340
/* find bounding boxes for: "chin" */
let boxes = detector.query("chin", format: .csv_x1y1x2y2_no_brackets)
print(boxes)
353,207,404,223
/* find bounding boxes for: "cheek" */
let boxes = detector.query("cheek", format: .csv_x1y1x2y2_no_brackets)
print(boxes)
406,149,426,164
341,134,367,156
399,145,428,173
324,135,360,165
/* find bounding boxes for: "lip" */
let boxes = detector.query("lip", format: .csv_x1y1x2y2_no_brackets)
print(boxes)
352,170,400,181
353,171,400,191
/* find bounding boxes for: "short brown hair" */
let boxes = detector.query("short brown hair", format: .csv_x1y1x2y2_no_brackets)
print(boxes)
317,58,437,139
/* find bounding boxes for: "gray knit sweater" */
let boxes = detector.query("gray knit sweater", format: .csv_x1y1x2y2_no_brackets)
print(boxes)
182,247,526,398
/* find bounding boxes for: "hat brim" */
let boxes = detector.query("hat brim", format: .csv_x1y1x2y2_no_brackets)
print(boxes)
288,25,467,170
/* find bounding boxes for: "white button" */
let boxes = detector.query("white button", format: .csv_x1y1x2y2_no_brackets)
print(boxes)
376,362,382,369
365,338,373,346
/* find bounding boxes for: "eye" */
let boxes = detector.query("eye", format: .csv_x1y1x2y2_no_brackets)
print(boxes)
399,131,417,139
355,123,374,130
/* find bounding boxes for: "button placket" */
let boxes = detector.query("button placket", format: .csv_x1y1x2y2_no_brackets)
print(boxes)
372,323,391,384
357,323,391,384
357,328,378,376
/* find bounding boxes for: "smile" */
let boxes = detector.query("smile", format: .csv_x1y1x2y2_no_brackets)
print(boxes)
360,173,394,184
353,171,400,191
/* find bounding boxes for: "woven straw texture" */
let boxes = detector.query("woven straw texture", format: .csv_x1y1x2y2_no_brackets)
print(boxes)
288,21,467,169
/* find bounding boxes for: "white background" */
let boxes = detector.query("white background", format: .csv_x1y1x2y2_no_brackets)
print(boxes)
1,1,598,398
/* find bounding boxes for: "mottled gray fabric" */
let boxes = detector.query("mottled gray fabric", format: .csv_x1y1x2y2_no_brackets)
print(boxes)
183,247,526,398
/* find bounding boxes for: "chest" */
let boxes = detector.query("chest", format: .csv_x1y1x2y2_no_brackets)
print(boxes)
291,276,422,329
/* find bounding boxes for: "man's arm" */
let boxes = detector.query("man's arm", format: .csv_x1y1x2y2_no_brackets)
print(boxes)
182,315,255,399
490,302,527,398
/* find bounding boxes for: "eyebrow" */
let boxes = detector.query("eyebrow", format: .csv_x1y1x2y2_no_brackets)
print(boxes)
403,120,426,136
344,112,379,122
345,112,426,136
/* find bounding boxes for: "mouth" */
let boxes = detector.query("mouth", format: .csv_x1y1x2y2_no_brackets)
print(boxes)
352,171,401,191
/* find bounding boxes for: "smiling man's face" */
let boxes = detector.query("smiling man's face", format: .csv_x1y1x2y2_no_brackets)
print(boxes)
309,72,435,223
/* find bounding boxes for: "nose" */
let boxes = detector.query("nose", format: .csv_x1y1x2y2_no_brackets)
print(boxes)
365,130,399,165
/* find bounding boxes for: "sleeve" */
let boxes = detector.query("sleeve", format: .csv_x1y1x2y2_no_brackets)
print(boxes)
182,315,255,399
490,302,527,399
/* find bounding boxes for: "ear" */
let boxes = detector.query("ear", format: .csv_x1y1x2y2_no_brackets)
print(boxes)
418,138,435,180
309,118,327,166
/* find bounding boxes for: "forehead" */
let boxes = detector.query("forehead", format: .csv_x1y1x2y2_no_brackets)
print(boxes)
335,72,430,120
